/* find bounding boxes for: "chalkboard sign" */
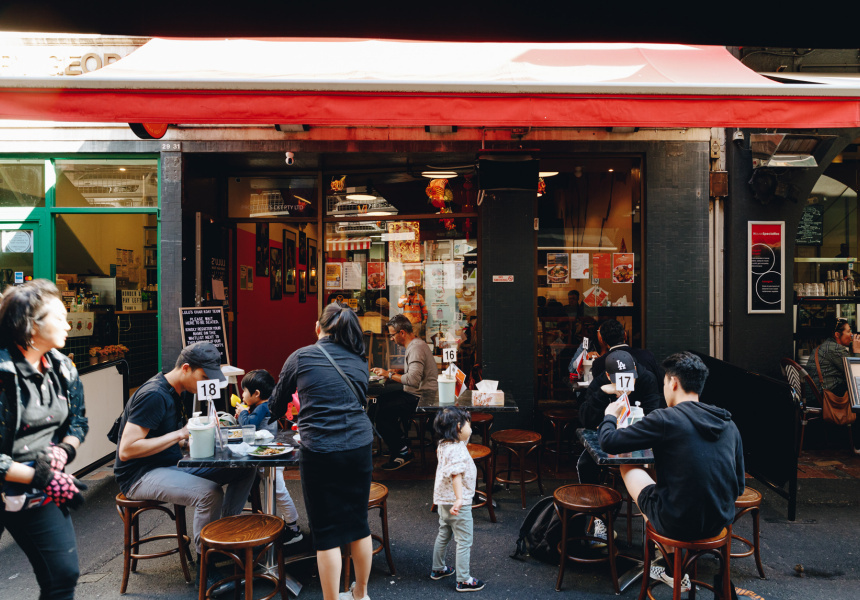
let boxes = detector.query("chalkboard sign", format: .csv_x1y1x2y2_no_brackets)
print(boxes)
179,306,230,365
796,205,823,246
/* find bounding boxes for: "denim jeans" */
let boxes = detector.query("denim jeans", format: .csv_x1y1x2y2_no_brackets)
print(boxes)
433,504,473,582
3,502,80,600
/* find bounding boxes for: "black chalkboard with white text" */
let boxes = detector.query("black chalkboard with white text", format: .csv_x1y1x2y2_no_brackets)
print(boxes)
179,306,230,365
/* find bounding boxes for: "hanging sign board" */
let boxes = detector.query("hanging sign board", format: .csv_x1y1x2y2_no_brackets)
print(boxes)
748,221,785,314
179,306,230,365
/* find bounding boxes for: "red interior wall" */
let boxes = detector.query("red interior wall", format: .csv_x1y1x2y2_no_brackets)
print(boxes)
235,227,318,385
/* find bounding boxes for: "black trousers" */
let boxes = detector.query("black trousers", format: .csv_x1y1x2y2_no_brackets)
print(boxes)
372,390,420,455
2,502,80,600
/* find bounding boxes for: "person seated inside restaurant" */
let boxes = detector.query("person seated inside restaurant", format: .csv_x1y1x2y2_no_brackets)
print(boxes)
371,314,439,470
599,351,745,592
575,349,663,543
589,319,662,384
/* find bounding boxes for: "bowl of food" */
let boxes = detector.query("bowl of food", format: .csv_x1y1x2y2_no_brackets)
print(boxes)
547,264,570,283
222,428,244,443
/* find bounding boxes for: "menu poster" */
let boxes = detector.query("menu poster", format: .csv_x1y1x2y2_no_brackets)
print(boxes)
592,253,611,279
546,253,570,285
388,262,404,286
367,262,386,290
425,261,457,341
570,253,590,279
387,221,420,262
342,262,363,290
612,253,634,284
748,221,785,314
403,265,423,289
583,284,609,308
325,262,342,289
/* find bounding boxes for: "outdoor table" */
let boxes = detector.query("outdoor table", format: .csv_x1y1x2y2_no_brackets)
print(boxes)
576,427,654,592
178,429,303,595
413,388,519,413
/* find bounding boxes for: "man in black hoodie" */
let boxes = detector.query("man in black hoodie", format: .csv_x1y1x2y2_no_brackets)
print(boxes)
599,352,744,587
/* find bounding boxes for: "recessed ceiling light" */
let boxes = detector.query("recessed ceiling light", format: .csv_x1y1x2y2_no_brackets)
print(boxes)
539,171,559,177
421,171,458,179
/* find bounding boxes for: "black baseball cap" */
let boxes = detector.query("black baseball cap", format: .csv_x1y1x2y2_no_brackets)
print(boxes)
604,350,637,378
177,342,226,383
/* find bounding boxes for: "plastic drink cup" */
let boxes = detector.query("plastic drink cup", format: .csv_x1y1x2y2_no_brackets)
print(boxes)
438,375,456,404
188,417,216,458
242,425,256,444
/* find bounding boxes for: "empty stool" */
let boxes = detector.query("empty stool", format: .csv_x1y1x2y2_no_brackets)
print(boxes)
115,493,193,594
468,443,496,523
639,522,732,600
553,484,622,593
543,408,578,473
198,514,286,600
343,482,396,591
491,429,544,509
732,487,765,579
470,412,494,446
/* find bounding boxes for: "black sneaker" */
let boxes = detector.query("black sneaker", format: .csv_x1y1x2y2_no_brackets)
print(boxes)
381,451,414,471
456,577,485,592
203,564,236,597
283,527,304,545
430,565,455,580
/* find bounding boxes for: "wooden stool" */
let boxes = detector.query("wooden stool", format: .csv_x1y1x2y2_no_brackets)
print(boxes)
115,493,193,594
490,429,544,509
470,413,494,446
732,487,765,579
343,482,396,591
468,443,497,523
639,522,732,600
553,484,623,593
543,408,578,473
198,514,286,600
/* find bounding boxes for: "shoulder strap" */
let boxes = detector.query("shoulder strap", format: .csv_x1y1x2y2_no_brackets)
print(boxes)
814,347,826,383
317,344,365,407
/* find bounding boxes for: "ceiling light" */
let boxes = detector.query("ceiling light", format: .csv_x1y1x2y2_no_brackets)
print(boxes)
539,171,558,177
421,171,458,179
119,168,126,171
345,193,377,201
608,169,614,172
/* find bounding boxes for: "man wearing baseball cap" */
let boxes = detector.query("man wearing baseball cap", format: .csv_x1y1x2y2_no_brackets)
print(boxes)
397,280,428,338
114,342,255,594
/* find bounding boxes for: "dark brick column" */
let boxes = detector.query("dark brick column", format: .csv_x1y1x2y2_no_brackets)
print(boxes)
160,151,183,369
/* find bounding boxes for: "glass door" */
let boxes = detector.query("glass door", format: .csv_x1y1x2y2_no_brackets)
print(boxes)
0,223,36,294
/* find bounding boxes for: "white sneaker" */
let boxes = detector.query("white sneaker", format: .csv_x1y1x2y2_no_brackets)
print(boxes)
589,518,615,548
650,566,691,593
339,582,370,600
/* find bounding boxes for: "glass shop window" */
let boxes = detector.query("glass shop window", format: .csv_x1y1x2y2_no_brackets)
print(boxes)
0,159,45,207
228,177,319,218
55,159,158,208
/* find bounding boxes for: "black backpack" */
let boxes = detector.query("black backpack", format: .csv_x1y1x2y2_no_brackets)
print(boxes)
510,496,562,564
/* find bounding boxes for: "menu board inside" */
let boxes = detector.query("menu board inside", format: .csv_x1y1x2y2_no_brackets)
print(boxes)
796,205,823,246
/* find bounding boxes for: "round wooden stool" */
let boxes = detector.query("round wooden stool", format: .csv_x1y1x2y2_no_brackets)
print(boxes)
639,522,732,600
732,487,766,579
543,408,578,473
115,493,193,594
198,514,286,600
470,412,494,446
490,429,544,509
468,443,497,522
343,482,396,591
553,484,623,593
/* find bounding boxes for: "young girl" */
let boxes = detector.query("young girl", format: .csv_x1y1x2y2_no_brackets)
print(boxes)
430,407,484,592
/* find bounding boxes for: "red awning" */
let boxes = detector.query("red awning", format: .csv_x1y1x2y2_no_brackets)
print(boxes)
1,39,859,128
326,237,372,252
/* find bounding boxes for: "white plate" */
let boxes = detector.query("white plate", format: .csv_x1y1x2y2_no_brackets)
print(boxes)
249,446,294,458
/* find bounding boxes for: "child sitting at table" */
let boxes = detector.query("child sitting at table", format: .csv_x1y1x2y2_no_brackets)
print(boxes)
430,407,485,593
236,369,303,544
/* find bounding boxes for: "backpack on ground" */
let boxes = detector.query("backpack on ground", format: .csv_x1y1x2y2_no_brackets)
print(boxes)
510,496,562,564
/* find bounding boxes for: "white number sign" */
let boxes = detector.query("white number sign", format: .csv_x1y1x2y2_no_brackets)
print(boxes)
197,379,221,401
442,348,457,363
614,373,635,392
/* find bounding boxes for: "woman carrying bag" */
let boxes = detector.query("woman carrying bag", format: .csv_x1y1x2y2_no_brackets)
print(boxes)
270,302,374,600
0,279,89,600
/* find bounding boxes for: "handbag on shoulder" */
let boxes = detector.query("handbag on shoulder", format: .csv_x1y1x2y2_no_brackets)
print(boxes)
814,348,857,426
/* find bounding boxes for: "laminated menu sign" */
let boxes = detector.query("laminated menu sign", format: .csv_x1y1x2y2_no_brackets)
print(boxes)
546,253,570,285
342,262,363,290
570,253,589,279
592,253,611,279
612,253,634,284
367,263,386,290
325,262,342,290
748,221,784,314
425,261,457,339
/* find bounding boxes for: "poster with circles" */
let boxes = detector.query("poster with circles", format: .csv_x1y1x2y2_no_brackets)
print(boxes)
748,221,784,314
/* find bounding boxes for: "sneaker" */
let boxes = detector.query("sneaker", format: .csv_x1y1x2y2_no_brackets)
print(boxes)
203,563,236,597
650,565,691,593
381,451,414,471
339,581,371,600
589,518,616,548
456,577,485,592
283,526,304,545
430,566,455,580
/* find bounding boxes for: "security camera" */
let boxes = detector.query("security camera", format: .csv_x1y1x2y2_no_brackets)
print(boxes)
732,130,745,144
285,152,295,166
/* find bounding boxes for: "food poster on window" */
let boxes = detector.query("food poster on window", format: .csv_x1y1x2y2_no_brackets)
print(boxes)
367,262,386,290
583,284,609,308
570,253,590,279
592,253,611,279
342,262,363,290
403,264,423,288
546,253,570,285
748,221,784,314
387,221,420,262
612,253,634,283
425,261,458,342
325,261,343,290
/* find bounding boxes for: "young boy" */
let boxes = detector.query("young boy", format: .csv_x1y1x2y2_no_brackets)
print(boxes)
236,369,303,544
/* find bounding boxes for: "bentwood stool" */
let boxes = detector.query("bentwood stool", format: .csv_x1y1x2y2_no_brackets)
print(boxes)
470,413,494,446
343,482,396,591
198,514,287,600
731,487,765,579
553,484,623,593
639,522,732,600
543,408,579,473
468,443,497,522
115,493,193,594
490,429,544,509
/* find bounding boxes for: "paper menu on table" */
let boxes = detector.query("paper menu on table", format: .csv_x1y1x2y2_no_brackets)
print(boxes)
615,393,631,428
444,363,467,397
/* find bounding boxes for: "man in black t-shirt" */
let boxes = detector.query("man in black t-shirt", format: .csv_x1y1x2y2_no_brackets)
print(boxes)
114,342,255,592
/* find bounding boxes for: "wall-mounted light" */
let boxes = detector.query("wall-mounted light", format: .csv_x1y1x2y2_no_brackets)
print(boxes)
751,133,835,168
538,171,558,178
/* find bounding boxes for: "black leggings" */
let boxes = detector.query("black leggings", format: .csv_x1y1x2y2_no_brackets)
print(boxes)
3,502,80,600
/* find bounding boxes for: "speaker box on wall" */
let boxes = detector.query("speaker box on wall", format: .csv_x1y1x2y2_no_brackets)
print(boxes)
478,156,540,191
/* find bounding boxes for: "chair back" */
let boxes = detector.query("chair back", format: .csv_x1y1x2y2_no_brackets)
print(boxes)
780,357,823,407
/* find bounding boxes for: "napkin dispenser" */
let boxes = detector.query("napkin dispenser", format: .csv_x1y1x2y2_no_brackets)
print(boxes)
472,379,504,406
